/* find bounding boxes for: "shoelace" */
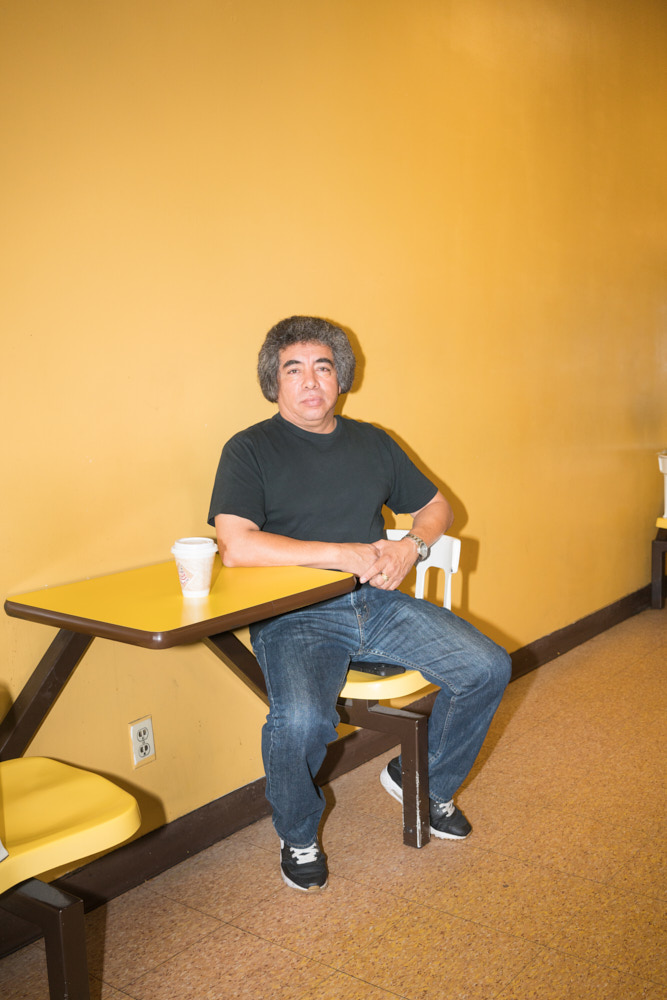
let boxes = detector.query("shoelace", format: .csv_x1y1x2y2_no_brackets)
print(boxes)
289,843,321,865
431,799,455,819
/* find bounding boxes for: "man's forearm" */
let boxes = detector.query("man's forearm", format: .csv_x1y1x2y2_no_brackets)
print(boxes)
221,529,338,569
214,490,453,587
410,492,454,547
215,515,379,576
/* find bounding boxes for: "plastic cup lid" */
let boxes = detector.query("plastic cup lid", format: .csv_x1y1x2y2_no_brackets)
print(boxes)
171,537,217,557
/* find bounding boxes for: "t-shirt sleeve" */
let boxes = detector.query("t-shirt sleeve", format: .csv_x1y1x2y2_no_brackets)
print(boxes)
382,431,438,514
207,433,267,528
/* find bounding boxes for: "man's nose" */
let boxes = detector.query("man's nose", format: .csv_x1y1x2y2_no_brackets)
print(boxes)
303,369,319,388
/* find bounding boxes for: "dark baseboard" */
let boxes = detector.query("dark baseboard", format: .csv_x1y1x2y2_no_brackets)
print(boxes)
0,583,653,958
508,584,652,680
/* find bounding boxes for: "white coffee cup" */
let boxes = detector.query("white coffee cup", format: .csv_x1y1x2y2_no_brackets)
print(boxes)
171,537,217,598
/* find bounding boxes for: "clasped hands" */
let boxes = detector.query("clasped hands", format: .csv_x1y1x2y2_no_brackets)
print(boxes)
346,537,417,590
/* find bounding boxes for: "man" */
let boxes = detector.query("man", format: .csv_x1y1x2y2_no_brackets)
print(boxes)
208,316,511,892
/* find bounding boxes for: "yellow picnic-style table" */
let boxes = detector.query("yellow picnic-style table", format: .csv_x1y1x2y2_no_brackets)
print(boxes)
1,558,355,761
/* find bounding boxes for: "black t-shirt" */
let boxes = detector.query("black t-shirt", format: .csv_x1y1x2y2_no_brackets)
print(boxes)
207,413,437,544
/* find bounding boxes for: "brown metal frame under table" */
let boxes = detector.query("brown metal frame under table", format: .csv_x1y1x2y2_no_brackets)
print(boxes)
652,526,667,610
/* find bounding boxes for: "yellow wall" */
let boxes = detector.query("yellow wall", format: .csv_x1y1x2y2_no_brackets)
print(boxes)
2,0,665,829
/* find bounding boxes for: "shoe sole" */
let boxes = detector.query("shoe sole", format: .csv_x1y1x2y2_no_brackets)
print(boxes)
379,765,470,841
281,868,328,892
380,764,403,804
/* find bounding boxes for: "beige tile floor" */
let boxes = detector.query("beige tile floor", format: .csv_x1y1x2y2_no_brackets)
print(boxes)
2,608,666,1000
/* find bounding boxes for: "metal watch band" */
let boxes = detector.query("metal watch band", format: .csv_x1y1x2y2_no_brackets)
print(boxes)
405,532,428,562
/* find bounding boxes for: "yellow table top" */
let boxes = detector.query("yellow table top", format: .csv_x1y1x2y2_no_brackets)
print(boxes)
5,559,355,649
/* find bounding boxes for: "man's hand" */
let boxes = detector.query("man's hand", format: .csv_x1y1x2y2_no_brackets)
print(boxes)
358,537,418,590
358,489,454,590
336,542,384,577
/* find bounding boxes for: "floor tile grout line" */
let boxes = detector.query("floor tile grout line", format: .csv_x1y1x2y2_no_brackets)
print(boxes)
90,976,136,999
471,843,664,898
408,898,563,949
88,903,233,996
184,917,347,979
323,835,664,907
217,879,420,979
104,921,237,997
371,896,666,995
349,885,666,981
489,943,550,1000
524,940,666,989
290,965,414,1000
287,965,341,1000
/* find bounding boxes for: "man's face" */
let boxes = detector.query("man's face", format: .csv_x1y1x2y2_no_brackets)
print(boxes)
276,340,340,433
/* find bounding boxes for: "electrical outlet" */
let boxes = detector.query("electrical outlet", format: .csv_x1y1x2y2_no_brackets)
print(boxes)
129,716,156,768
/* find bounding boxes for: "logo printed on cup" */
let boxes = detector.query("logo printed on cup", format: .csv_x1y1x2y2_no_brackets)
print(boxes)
176,564,194,589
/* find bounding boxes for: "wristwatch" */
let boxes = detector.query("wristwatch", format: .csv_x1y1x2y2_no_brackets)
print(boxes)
405,532,428,562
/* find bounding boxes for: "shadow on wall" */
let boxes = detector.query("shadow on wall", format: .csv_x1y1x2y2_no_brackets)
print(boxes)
378,425,521,655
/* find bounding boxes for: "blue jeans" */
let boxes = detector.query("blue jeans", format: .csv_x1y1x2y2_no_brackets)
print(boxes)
250,584,511,847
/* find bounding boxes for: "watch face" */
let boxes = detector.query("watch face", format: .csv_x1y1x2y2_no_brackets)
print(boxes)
408,534,427,559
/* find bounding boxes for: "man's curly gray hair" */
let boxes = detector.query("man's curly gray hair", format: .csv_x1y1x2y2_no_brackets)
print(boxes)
257,316,356,403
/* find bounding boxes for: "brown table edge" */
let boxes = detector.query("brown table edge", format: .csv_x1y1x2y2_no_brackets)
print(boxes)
3,575,356,649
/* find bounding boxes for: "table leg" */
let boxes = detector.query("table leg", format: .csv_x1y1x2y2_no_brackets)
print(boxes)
0,629,93,761
0,879,91,1000
203,631,267,697
337,699,431,848
651,529,667,610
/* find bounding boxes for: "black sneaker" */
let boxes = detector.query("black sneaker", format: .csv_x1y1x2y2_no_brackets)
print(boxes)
280,839,328,891
380,756,472,840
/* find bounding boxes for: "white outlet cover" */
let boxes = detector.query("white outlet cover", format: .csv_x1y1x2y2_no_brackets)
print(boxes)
129,716,156,768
